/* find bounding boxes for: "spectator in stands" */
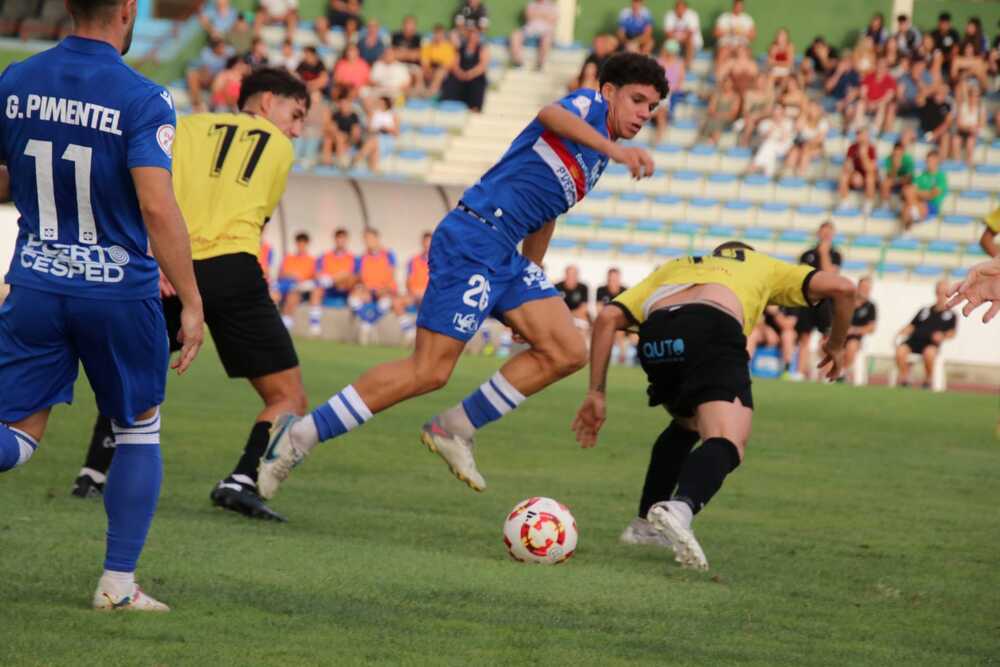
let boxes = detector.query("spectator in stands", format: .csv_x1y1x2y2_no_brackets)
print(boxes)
894,281,957,388
699,75,740,145
963,17,989,54
662,0,702,66
836,126,878,214
254,0,298,38
199,0,238,40
863,12,888,48
211,56,249,111
747,105,795,178
953,82,984,168
767,28,795,83
737,72,775,147
788,221,843,381
784,101,829,177
322,93,379,170
406,232,432,305
878,140,915,207
572,61,600,92
315,0,362,46
454,0,489,32
596,268,632,364
295,89,329,165
896,57,933,117
901,150,948,231
510,0,559,70
616,0,653,55
556,266,590,332
357,229,398,299
274,37,300,72
296,46,330,94
582,33,617,74
803,36,838,82
652,40,685,144
333,43,372,96
392,15,424,92
856,56,897,135
950,41,989,92
17,0,71,41
278,232,317,329
893,14,921,59
917,86,953,154
368,96,399,137
0,0,41,37
930,12,960,59
226,12,253,53
842,276,877,384
718,44,758,96
368,48,412,106
358,18,386,66
186,37,236,112
441,26,490,113
713,0,755,64
421,24,458,97
777,75,808,117
825,48,861,126
244,37,271,69
309,227,358,334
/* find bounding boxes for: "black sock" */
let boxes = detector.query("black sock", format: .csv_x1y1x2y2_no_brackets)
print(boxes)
673,437,741,515
82,414,116,477
638,421,700,519
229,421,272,484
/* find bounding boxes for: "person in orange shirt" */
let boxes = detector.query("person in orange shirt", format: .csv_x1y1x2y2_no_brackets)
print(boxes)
357,228,398,298
278,232,317,328
308,227,358,334
406,231,432,304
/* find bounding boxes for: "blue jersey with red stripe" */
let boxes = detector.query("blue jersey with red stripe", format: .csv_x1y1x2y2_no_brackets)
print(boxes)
460,89,611,248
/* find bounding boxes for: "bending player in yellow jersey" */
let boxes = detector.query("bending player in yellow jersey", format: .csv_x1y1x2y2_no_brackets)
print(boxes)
572,242,856,570
980,207,1000,258
72,69,309,521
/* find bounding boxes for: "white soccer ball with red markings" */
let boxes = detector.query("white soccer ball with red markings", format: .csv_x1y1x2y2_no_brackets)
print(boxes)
503,497,578,564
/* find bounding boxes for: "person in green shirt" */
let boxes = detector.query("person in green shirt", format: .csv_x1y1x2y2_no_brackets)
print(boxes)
901,150,948,231
879,140,915,205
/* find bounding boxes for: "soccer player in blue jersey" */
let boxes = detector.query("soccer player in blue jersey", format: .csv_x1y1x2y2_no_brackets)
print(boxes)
258,53,667,498
0,0,204,610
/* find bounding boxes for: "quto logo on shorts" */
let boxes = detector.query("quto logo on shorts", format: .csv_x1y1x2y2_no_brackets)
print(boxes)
642,338,685,361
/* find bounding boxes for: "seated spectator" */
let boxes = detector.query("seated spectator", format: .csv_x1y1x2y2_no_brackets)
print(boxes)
777,75,808,117
315,0,362,46
718,44,758,96
0,0,41,37
253,0,297,38
853,35,877,77
199,0,238,39
244,37,271,70
556,266,590,331
308,227,358,333
392,15,423,68
17,0,71,41
803,36,838,82
842,276,877,384
368,96,400,136
582,33,618,74
421,24,458,97
358,19,386,66
296,46,330,94
596,268,632,365
896,57,933,116
652,39,686,144
825,48,861,121
893,14,921,59
225,12,253,53
748,105,795,178
962,17,989,55
878,140,915,206
571,61,600,92
953,82,984,168
357,229,398,299
737,72,775,146
295,89,329,165
699,75,740,145
211,56,249,111
441,26,490,113
836,127,878,213
950,41,989,91
274,37,300,72
322,94,379,170
894,281,957,388
662,0,702,66
901,150,948,230
767,27,795,82
368,47,412,107
510,0,559,70
617,0,654,54
187,37,236,112
863,12,888,49
713,0,755,63
917,86,953,154
930,12,960,58
333,43,372,96
278,232,317,329
784,101,829,177
454,0,489,32
856,56,897,134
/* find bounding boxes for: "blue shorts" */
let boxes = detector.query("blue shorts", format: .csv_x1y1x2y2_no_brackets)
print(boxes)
0,286,168,425
416,209,560,341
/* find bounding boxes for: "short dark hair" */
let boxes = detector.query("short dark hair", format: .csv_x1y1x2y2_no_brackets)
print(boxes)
713,241,755,253
238,67,309,111
939,12,951,22
897,14,907,23
66,0,120,20
295,232,310,243
334,227,348,237
599,53,669,100
422,231,432,240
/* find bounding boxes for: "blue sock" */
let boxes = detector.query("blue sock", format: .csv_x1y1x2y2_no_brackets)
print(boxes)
461,371,526,429
309,307,322,327
103,411,162,573
311,384,373,442
0,424,37,472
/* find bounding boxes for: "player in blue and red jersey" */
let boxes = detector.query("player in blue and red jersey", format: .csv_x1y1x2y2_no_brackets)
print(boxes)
259,53,667,498
0,0,204,610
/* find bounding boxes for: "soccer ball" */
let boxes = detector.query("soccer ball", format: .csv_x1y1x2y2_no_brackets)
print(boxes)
503,497,578,564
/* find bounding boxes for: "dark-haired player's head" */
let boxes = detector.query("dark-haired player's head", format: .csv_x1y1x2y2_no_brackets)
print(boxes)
563,265,580,286
67,0,138,55
421,231,432,252
363,228,381,252
606,267,622,289
599,53,668,140
294,232,310,251
713,240,755,254
858,276,872,298
238,68,309,139
333,227,349,250
817,220,835,243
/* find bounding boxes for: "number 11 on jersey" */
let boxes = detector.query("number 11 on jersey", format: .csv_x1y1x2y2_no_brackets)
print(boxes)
24,138,97,244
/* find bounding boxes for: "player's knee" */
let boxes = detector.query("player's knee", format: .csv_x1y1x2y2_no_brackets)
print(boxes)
415,364,452,393
549,336,587,377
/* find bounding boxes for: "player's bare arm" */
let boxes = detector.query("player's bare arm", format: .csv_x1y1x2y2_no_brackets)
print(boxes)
132,166,204,374
805,271,856,379
979,226,998,257
947,257,1000,322
522,220,555,267
572,303,629,448
0,164,9,202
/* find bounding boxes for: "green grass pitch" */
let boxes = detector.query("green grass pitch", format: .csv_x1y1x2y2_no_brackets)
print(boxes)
1,341,997,665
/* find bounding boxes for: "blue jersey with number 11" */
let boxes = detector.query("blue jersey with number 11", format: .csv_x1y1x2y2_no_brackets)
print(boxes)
0,36,175,300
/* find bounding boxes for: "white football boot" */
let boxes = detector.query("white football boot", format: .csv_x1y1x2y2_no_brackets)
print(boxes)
93,584,170,612
647,502,709,571
257,414,308,500
619,517,674,549
419,416,486,492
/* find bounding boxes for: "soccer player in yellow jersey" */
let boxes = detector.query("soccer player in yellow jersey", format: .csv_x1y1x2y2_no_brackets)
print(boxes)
980,207,999,258
73,69,309,521
571,242,856,570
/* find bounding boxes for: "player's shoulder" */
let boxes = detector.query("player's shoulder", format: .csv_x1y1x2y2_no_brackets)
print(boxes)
563,88,607,116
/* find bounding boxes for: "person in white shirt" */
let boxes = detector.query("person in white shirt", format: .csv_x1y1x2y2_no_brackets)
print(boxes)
714,0,755,63
254,0,298,37
366,47,412,110
748,105,795,178
273,37,300,73
510,0,559,70
663,0,702,66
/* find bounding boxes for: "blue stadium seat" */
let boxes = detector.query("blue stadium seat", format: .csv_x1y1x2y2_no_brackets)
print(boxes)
687,197,720,223
740,174,773,204
655,246,685,259
557,215,594,240
758,201,792,229
576,190,615,217
912,265,945,280
634,219,667,239
549,238,578,252
720,199,755,227
720,147,751,173
596,217,632,241
954,190,992,218
841,259,871,273
971,164,1000,190
877,262,906,277
793,204,827,231
685,143,719,172
649,193,684,221
669,169,703,198
939,214,976,242
850,235,884,263
706,225,737,239
809,179,837,207
885,237,922,265
583,240,613,255
742,226,776,252
774,176,809,205
950,267,969,279
614,192,650,218
620,243,651,256
653,143,685,170
601,163,636,193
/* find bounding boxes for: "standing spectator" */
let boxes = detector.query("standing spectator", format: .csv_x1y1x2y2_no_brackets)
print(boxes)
617,0,654,54
896,57,933,116
186,37,235,112
253,0,298,38
930,12,960,57
315,0,362,46
747,105,795,178
894,281,957,388
322,94,379,170
421,24,457,97
784,101,829,177
737,72,775,146
556,266,590,330
274,37,300,72
309,228,358,333
917,86,953,154
857,56,897,134
295,46,329,94
788,221,843,381
825,48,861,124
878,140,915,206
199,0,238,39
699,75,740,145
842,276,877,384
596,268,632,365
713,0,755,63
663,0,702,66
358,19,386,66
653,40,686,144
454,0,489,32
441,26,490,112
953,82,984,168
368,47,412,104
278,233,317,329
901,150,948,231
893,14,921,59
863,12,888,48
767,27,795,82
333,43,372,96
406,232,433,305
836,126,878,214
510,0,559,70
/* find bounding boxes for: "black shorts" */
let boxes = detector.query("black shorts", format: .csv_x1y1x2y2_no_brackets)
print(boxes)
792,300,833,335
163,253,298,379
763,309,782,335
903,336,937,355
637,304,753,419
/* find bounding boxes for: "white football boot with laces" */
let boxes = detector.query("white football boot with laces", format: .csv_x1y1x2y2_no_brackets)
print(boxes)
619,517,674,549
93,584,169,612
257,414,308,500
647,502,709,571
420,416,486,492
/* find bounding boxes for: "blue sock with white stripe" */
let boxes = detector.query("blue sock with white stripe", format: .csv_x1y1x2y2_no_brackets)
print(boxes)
103,410,162,573
307,385,373,445
0,424,38,472
460,371,526,430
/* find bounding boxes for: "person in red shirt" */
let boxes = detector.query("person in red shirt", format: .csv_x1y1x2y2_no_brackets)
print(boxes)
836,126,878,214
854,56,897,135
